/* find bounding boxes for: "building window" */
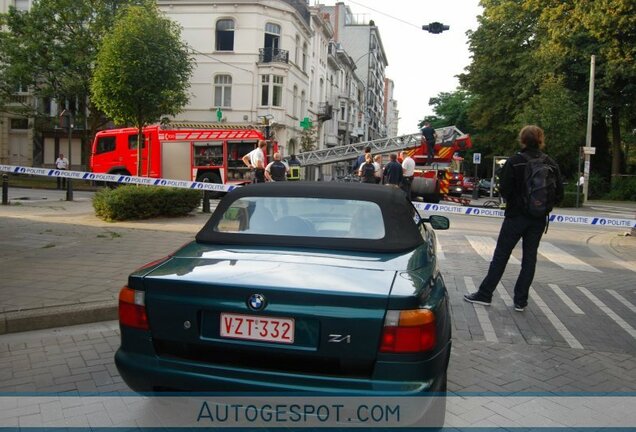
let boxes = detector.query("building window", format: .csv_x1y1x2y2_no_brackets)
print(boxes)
260,74,283,107
13,0,29,11
216,19,234,51
295,35,300,65
340,102,346,121
293,85,298,118
260,75,270,106
272,76,283,107
214,75,232,107
9,118,28,130
300,91,306,117
302,43,308,72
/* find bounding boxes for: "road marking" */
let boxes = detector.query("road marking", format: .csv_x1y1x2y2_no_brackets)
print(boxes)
464,276,498,343
606,290,636,314
530,287,584,349
465,235,521,265
588,236,636,273
538,242,601,273
578,286,636,340
496,282,514,307
548,284,585,315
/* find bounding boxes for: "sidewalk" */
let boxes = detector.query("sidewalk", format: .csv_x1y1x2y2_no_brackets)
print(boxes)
0,189,634,335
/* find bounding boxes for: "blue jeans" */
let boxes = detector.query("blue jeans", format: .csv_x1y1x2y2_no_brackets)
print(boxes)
477,215,546,306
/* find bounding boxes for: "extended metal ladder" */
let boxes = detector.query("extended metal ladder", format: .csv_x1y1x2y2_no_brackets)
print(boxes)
294,126,467,166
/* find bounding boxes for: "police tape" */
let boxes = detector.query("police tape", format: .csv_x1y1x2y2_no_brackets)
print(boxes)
414,202,636,228
0,164,238,193
3,164,635,228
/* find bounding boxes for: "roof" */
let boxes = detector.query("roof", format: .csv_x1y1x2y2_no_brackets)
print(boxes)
195,182,424,253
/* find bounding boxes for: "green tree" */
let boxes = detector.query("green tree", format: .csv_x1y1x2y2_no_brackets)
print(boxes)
515,75,584,177
299,125,317,153
462,0,636,185
459,0,542,157
421,89,474,134
91,3,193,176
0,0,146,161
529,0,636,181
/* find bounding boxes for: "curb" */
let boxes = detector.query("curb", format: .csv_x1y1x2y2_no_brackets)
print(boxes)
0,300,117,335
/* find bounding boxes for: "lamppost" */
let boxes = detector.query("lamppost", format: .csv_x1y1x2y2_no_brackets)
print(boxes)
59,109,74,201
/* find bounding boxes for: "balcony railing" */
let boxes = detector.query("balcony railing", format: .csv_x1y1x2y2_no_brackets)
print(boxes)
317,102,333,121
259,48,289,64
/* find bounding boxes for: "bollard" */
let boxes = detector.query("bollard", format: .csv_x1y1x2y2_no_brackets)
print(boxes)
2,174,8,205
66,178,73,201
202,178,210,213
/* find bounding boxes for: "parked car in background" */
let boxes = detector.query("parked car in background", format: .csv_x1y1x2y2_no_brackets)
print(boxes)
463,176,478,194
478,179,499,196
115,182,452,425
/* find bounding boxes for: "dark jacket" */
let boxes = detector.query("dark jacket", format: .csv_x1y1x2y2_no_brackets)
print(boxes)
499,148,564,218
383,160,403,186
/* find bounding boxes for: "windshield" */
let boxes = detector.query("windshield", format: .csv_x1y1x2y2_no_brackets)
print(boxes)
214,197,385,239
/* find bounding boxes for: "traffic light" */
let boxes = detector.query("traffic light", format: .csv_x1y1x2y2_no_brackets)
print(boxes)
422,22,449,34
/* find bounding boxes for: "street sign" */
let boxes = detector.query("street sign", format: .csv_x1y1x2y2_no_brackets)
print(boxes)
582,147,596,155
473,153,481,164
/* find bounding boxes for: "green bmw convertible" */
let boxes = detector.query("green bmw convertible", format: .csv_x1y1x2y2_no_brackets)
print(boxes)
116,182,451,401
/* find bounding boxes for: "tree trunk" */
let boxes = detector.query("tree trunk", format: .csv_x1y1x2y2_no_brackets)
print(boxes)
610,106,623,183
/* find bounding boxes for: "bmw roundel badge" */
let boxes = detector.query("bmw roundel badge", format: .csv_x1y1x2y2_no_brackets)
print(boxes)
247,294,266,311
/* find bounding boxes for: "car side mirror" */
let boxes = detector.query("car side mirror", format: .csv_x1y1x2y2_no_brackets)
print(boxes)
423,215,450,230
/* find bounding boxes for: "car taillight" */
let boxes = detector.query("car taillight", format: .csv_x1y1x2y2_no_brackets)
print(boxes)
380,309,436,353
119,286,149,330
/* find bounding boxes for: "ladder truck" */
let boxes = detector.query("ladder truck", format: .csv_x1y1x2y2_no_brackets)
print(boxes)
295,125,472,203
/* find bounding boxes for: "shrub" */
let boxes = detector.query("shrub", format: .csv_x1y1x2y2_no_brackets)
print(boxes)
93,186,201,221
604,176,636,201
557,191,581,208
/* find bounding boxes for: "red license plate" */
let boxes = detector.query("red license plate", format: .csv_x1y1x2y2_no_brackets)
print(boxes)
220,313,295,344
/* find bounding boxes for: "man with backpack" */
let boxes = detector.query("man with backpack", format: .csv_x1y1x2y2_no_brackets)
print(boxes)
464,125,563,312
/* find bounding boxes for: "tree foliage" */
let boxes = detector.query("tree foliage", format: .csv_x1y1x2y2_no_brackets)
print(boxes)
0,0,147,136
91,3,193,175
460,0,636,180
299,125,318,153
421,90,474,134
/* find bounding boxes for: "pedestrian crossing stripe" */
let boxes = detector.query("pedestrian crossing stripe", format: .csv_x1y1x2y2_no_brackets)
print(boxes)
461,280,635,350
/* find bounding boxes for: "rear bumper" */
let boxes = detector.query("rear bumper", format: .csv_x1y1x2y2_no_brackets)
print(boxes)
115,341,450,395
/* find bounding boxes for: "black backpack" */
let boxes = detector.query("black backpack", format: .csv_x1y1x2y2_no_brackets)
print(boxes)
521,152,557,218
361,162,376,183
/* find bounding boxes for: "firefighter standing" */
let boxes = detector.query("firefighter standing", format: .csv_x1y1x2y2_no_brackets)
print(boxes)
242,140,267,183
287,154,301,181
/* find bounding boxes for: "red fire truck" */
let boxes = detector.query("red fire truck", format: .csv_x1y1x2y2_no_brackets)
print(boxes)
406,130,472,203
89,123,267,187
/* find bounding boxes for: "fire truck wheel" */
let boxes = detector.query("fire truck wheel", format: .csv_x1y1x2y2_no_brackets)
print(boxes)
197,172,225,199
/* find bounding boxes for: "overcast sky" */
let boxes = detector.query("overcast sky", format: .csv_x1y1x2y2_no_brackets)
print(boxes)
317,0,482,135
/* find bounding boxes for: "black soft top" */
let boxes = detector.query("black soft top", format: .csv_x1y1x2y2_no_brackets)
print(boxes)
195,182,424,253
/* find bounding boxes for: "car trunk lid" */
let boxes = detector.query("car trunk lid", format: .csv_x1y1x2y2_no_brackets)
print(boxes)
143,252,395,378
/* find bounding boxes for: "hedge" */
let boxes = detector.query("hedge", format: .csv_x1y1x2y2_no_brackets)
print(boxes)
93,186,201,221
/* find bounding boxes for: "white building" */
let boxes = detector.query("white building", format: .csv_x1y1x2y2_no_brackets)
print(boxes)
384,78,399,137
157,0,317,157
318,2,388,141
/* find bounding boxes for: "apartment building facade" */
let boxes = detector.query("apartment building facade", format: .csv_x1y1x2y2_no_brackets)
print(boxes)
318,2,388,141
1,0,395,175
